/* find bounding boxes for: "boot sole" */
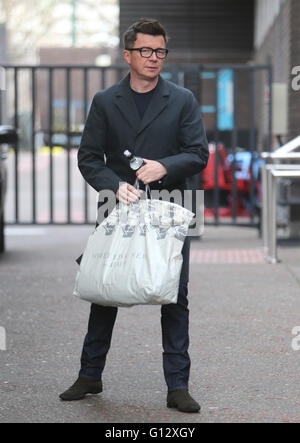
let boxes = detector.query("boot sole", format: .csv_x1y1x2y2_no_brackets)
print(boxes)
59,388,102,401
167,402,201,413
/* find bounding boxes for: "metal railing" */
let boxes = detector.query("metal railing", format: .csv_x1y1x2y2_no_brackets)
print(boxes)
261,136,300,263
0,63,272,226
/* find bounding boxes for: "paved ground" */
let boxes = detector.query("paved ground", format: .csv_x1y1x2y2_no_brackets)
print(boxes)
0,224,300,423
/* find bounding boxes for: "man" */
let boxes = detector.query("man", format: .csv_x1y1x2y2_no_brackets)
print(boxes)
60,18,209,413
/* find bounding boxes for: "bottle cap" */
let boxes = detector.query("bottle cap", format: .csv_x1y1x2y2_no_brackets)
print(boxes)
123,149,132,158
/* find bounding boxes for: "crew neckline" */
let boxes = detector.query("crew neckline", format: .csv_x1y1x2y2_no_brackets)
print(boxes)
130,84,157,95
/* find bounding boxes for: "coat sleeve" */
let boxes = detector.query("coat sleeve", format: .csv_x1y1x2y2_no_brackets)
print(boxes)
77,93,122,193
158,90,209,186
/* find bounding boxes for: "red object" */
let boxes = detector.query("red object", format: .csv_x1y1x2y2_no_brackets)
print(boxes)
202,143,257,218
202,143,232,191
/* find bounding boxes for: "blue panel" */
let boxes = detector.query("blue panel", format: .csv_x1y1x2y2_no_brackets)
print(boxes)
217,69,234,130
161,72,172,80
201,105,216,113
200,72,216,80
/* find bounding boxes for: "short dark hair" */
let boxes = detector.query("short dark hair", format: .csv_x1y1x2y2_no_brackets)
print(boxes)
123,18,168,49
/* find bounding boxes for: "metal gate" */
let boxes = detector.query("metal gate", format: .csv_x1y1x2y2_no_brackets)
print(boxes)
0,63,272,226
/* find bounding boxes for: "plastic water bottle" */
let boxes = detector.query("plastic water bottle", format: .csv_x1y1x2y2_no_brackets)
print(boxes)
123,149,145,171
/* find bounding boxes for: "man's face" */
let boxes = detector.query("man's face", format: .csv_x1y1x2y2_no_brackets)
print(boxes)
123,33,166,81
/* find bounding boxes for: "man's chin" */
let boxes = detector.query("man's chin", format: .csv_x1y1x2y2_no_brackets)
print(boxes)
142,70,160,80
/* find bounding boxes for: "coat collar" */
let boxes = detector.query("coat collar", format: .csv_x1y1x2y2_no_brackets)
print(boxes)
114,73,170,135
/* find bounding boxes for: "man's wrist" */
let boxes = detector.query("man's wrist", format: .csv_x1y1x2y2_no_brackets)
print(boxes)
156,160,168,184
156,160,167,176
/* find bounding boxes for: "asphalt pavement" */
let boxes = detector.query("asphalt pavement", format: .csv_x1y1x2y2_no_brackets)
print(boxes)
0,224,300,423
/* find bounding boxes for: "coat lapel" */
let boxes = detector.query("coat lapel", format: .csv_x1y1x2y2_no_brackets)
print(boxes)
114,74,141,133
114,74,170,136
137,76,170,135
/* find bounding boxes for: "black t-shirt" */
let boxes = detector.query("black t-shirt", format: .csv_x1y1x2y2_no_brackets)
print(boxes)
131,86,157,119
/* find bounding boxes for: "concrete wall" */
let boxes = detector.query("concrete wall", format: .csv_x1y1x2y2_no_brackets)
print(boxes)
289,0,300,140
254,0,300,146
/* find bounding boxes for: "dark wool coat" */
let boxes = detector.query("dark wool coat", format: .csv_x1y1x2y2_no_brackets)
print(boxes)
77,73,209,284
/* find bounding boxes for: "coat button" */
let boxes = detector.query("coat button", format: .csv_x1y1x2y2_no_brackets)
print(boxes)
158,180,162,184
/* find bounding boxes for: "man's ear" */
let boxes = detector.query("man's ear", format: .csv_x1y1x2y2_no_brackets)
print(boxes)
123,49,131,65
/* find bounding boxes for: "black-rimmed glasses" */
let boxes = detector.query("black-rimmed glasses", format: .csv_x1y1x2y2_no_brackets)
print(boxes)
126,47,169,59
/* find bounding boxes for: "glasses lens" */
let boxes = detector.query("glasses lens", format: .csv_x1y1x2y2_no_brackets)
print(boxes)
156,49,168,59
140,48,152,57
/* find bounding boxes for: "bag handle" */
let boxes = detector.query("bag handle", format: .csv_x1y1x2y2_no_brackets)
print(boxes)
134,178,151,200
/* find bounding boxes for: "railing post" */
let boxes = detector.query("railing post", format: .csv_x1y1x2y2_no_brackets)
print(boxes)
31,67,37,223
267,170,278,263
261,164,268,253
13,67,19,224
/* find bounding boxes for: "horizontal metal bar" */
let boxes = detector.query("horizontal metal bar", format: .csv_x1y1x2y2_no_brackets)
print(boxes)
273,135,300,155
2,63,271,71
262,152,300,159
261,135,300,159
182,63,271,70
271,170,300,177
205,221,259,228
5,221,95,226
2,65,128,70
265,164,300,170
277,199,300,205
43,130,82,135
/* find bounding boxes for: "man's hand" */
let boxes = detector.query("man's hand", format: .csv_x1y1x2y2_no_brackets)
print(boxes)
136,159,167,185
116,182,143,205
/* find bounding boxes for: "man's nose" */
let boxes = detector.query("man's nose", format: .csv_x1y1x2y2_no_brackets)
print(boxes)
149,51,158,61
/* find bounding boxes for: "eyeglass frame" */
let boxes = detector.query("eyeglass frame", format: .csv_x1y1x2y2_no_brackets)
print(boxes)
125,47,169,59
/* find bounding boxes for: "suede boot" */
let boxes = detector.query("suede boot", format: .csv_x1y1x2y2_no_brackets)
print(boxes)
167,389,200,413
59,377,102,401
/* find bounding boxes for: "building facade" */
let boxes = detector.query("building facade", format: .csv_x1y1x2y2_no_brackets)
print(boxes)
254,0,300,145
119,0,300,149
119,0,254,64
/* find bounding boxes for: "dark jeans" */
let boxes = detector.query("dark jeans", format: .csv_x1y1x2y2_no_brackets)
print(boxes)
79,282,190,392
79,238,191,392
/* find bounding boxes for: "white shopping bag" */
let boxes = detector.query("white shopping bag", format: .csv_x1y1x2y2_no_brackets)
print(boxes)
73,197,194,307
